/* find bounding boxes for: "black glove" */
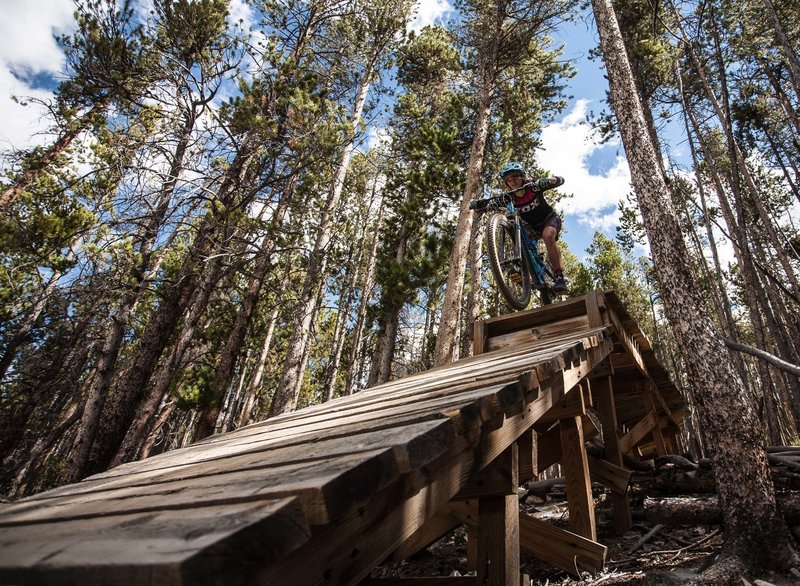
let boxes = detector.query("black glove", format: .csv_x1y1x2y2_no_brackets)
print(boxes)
470,199,490,211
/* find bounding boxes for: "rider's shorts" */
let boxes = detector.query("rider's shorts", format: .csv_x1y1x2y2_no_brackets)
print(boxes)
523,213,562,240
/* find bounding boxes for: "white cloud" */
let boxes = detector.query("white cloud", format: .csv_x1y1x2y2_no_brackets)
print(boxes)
409,0,452,32
539,99,632,234
0,0,75,153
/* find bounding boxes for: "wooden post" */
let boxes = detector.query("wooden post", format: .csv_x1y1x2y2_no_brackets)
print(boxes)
559,415,596,541
477,495,519,586
473,320,488,356
643,384,668,456
595,376,632,533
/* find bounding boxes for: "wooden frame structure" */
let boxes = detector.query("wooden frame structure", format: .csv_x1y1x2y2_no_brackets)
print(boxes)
0,290,683,585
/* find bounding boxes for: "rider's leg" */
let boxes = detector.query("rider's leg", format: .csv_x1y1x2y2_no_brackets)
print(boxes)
542,226,563,273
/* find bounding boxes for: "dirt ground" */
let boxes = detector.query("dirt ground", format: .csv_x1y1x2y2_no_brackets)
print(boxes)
370,492,800,585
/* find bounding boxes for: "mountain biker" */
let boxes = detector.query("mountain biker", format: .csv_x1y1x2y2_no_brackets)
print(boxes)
498,161,568,293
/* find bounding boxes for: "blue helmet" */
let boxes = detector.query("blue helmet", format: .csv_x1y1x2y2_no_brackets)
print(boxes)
499,161,526,181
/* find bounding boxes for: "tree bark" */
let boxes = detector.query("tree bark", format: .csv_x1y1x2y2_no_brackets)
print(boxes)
270,73,372,416
591,0,797,569
434,45,498,366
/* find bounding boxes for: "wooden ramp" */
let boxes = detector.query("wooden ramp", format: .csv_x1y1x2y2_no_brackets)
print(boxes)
0,291,683,585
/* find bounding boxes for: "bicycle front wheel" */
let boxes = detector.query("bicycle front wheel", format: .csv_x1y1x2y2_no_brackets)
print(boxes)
486,214,531,310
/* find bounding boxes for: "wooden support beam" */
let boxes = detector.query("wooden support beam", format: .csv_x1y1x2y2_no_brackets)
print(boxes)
519,513,606,576
517,431,536,482
389,512,461,562
535,415,600,474
619,411,657,455
454,444,518,500
584,290,606,328
642,388,668,456
473,320,488,356
560,416,596,541
595,376,632,533
477,495,520,586
587,456,631,495
533,384,586,433
446,502,606,578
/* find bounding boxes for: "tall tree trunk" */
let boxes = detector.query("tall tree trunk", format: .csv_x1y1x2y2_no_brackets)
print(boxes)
195,178,296,439
270,73,372,416
367,302,401,387
763,0,800,98
462,218,484,358
591,0,797,570
343,194,384,395
238,304,280,426
0,98,108,211
63,112,197,482
434,44,498,366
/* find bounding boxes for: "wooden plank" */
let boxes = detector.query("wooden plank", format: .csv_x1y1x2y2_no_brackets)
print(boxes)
28,419,457,503
517,430,536,482
587,456,632,495
619,411,657,455
473,320,488,356
388,512,462,562
0,497,309,585
584,290,605,328
642,388,668,456
519,513,606,576
481,297,590,337
560,416,596,541
535,415,600,473
533,384,586,433
445,502,606,577
455,444,518,500
249,448,478,585
486,316,591,351
0,449,400,527
477,495,519,586
595,376,632,533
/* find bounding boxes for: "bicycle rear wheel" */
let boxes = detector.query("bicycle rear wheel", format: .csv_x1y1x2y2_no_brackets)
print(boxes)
486,214,531,310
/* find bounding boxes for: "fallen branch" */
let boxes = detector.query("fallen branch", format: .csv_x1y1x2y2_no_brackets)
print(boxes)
723,339,800,377
626,523,664,554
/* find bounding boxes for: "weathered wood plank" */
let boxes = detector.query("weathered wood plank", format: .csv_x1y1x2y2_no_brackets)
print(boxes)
455,444,518,500
587,456,632,495
0,449,400,527
26,419,457,503
249,448,478,585
519,513,606,575
560,416,596,541
517,430,536,482
477,495,519,586
619,411,657,455
31,380,529,502
445,502,606,577
0,498,309,586
388,512,462,562
486,316,591,351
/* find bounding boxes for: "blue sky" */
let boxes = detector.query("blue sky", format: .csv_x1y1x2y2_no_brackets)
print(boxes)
0,0,630,260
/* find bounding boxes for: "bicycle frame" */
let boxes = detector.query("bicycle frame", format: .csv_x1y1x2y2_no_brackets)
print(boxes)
503,200,553,288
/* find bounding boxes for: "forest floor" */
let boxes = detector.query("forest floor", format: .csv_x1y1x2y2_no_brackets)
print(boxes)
370,484,800,585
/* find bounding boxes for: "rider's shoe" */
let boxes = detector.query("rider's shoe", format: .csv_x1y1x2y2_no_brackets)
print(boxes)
553,276,568,292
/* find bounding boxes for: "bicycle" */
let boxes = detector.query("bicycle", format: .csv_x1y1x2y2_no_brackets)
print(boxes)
470,183,558,309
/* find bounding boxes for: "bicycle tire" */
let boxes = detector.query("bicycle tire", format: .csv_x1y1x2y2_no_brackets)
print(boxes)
486,213,531,310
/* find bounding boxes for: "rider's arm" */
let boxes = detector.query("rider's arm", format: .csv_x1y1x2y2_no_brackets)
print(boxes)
535,176,564,191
